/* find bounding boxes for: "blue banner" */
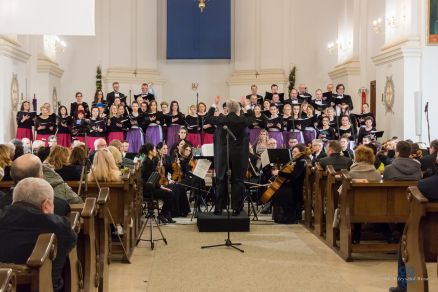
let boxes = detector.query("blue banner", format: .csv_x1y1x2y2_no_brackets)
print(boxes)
167,0,231,59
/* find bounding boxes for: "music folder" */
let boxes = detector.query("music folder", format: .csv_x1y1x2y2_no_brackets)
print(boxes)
261,149,291,168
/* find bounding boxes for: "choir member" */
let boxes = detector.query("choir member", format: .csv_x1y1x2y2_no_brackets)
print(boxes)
355,103,376,127
298,83,312,103
300,102,309,118
262,100,271,117
160,101,170,141
302,105,318,145
333,83,354,113
163,101,183,148
144,100,163,147
322,83,335,103
340,136,354,160
281,104,292,148
35,105,56,146
185,105,201,147
284,88,300,106
271,93,284,113
16,101,35,140
92,89,106,108
126,101,144,153
97,103,107,119
289,104,305,144
71,110,87,143
86,106,107,151
140,101,148,114
338,115,357,143
246,84,263,106
357,116,377,144
106,82,127,107
198,102,214,144
248,104,266,148
317,116,337,141
70,91,90,118
134,83,155,103
266,104,283,148
310,89,330,116
107,105,126,143
264,84,284,102
325,107,338,128
76,104,89,118
56,106,73,148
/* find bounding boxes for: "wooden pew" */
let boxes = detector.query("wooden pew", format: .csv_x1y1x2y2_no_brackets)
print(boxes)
0,181,12,193
0,233,57,292
70,197,99,292
67,174,135,263
64,211,83,292
313,163,327,238
303,162,315,228
402,186,438,292
338,171,416,261
325,165,344,248
0,268,16,292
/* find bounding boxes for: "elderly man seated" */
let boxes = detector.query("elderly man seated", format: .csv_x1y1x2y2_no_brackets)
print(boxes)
0,177,77,291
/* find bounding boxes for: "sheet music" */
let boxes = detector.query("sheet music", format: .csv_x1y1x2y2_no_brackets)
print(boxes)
193,159,212,179
261,149,270,168
201,143,214,156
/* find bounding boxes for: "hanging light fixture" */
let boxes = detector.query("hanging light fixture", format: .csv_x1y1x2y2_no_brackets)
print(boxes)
198,0,206,12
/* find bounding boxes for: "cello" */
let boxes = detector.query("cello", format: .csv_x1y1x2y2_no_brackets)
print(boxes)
260,162,295,204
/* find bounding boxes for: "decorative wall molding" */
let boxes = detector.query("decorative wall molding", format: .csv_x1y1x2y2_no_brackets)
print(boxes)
37,54,64,78
328,59,360,81
104,67,166,85
227,68,287,86
0,36,31,63
372,41,422,66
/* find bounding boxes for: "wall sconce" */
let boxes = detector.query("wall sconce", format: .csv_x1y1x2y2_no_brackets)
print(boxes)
386,15,406,29
44,35,67,53
372,18,383,34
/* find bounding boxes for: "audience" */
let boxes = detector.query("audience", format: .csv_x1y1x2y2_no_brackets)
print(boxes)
0,144,13,181
21,137,32,154
419,139,438,177
46,145,82,181
383,141,422,181
319,140,352,170
69,145,87,166
109,139,134,166
108,145,123,167
348,145,381,181
0,177,77,292
88,149,122,182
10,139,24,159
311,139,326,164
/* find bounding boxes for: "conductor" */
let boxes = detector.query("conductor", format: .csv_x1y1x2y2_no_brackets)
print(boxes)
207,96,255,216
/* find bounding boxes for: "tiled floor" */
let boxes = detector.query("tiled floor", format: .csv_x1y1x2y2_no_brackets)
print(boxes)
109,218,437,292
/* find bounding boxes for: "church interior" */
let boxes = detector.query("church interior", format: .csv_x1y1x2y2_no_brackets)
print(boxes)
0,0,438,291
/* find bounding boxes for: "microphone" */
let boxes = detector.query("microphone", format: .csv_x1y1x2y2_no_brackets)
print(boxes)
223,125,237,141
425,102,429,113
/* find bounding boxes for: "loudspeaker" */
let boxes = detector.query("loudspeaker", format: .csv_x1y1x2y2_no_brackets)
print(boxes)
414,91,422,137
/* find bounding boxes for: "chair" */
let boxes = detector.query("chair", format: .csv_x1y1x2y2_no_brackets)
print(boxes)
136,171,167,250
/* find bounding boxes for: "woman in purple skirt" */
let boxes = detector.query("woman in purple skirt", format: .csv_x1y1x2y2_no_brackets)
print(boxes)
289,104,305,144
144,100,163,146
126,101,144,153
166,101,185,148
302,104,318,145
266,103,283,148
281,104,292,148
248,104,266,148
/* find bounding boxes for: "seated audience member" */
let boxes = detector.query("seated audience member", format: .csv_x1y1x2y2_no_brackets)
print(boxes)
319,140,352,170
10,139,24,160
21,138,32,154
364,143,385,173
410,142,423,163
109,139,134,166
349,145,381,181
48,135,57,148
383,141,422,181
88,149,122,182
108,145,123,167
122,140,129,157
69,145,87,167
340,136,354,160
311,139,326,164
419,139,438,177
37,147,83,204
0,144,13,181
0,154,71,215
0,177,77,292
32,140,45,155
45,145,81,181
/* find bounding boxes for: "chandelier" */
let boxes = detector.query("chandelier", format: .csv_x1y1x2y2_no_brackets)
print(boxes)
198,0,206,13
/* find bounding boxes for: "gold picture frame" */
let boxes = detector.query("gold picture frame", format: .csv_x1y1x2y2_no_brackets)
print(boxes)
428,0,438,44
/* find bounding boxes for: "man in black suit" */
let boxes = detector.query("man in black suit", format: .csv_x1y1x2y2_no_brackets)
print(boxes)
0,177,77,292
319,140,352,170
106,81,127,107
0,154,70,216
134,83,155,103
311,139,326,165
419,139,438,177
208,96,255,215
333,83,354,111
322,83,335,103
246,84,263,106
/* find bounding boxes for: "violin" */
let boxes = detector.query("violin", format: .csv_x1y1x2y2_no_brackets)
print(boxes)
157,155,168,186
171,150,182,182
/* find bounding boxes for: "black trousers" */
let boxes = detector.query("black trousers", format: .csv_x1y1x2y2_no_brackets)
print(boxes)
144,188,173,216
215,159,244,211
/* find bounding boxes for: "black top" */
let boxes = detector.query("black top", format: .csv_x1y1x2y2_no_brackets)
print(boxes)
71,118,87,137
185,115,200,134
35,115,56,135
108,116,127,132
134,93,155,103
144,112,163,127
266,116,283,131
338,126,357,141
16,111,35,129
357,127,376,144
333,94,354,111
249,114,267,130
88,118,107,137
319,153,353,170
57,115,73,134
106,91,127,107
199,114,215,134
70,101,90,118
55,165,82,181
127,113,144,129
317,126,337,141
168,112,185,126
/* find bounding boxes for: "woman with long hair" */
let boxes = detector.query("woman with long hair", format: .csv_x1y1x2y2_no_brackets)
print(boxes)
281,104,292,148
185,105,201,147
266,104,283,148
166,101,185,148
56,106,73,148
248,104,266,148
255,129,269,155
126,101,144,153
197,102,214,145
16,101,35,140
0,144,13,181
107,105,126,143
45,145,81,181
144,100,163,146
86,106,107,151
35,105,56,146
88,149,122,182
288,103,305,144
92,89,106,107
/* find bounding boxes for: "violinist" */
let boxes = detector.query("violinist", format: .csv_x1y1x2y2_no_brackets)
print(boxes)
16,101,35,141
140,143,175,224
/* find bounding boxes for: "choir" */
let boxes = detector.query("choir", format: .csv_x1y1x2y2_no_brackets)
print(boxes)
14,83,382,152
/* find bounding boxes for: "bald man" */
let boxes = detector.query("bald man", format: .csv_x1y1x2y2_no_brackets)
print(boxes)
0,154,71,215
298,83,312,103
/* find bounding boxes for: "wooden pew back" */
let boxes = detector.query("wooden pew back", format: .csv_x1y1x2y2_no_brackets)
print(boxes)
313,163,327,237
303,162,315,228
325,165,344,248
0,268,16,292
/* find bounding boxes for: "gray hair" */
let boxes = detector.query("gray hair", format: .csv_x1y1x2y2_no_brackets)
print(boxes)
94,138,107,150
312,139,323,147
11,154,43,184
226,99,240,114
13,177,54,208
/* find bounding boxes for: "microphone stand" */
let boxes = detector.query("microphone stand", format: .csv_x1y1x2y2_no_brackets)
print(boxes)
202,125,244,253
425,102,431,144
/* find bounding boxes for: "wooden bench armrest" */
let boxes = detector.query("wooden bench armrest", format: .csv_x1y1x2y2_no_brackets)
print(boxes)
81,197,97,218
0,268,15,291
26,233,57,268
69,212,81,233
408,186,429,204
97,187,110,205
341,169,351,181
315,163,324,172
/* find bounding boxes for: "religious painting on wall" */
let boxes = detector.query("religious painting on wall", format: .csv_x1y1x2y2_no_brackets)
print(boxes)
428,0,438,44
